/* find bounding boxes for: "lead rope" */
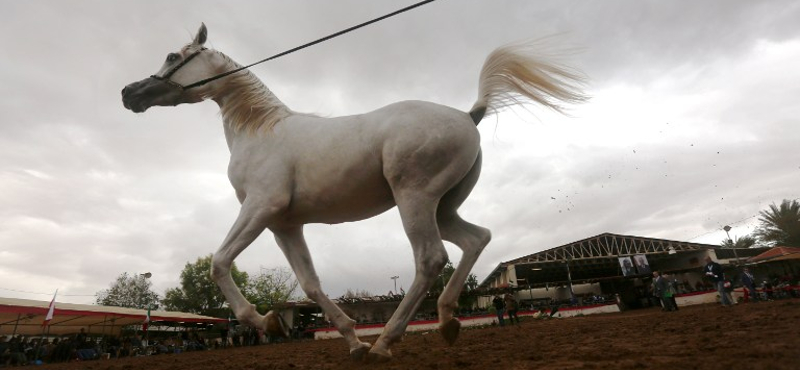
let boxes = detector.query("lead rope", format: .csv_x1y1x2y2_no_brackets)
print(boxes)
184,0,438,90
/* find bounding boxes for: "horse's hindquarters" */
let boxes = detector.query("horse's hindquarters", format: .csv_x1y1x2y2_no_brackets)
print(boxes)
378,102,481,197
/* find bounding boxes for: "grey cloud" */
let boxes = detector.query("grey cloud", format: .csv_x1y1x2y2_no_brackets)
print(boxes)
1,0,798,303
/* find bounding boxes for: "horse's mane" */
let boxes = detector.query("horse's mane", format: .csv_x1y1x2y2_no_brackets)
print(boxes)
210,50,296,134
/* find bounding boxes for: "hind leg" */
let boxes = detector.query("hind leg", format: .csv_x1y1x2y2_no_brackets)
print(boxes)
273,226,371,360
436,151,491,345
437,215,491,344
369,193,448,361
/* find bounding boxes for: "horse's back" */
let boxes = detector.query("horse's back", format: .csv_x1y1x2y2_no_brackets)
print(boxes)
368,100,476,131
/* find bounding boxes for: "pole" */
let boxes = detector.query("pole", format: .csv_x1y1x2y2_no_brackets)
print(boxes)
11,313,20,337
141,272,152,353
527,278,533,309
723,225,741,265
565,259,576,305
145,303,150,354
34,324,46,363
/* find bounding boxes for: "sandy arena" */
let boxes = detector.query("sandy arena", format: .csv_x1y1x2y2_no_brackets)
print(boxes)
41,300,799,370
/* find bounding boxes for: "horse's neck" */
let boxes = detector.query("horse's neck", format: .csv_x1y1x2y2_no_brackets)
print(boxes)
212,72,292,148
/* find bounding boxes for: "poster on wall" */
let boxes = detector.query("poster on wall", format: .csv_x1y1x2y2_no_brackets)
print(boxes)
618,256,635,276
634,254,651,274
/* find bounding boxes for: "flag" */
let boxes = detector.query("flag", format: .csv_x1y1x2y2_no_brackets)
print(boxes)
143,306,151,332
42,289,58,327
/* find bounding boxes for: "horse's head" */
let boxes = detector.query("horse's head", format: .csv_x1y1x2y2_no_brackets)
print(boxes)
122,23,225,113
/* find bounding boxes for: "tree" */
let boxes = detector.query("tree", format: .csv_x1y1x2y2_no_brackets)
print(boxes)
243,267,300,313
430,260,479,310
96,272,160,309
720,235,757,249
342,288,374,298
754,199,800,247
161,254,249,317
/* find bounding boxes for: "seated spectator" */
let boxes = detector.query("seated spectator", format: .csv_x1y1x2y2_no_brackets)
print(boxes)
76,328,88,349
1,336,11,365
7,336,28,366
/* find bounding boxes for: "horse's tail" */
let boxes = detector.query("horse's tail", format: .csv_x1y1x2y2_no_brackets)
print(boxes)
468,40,588,125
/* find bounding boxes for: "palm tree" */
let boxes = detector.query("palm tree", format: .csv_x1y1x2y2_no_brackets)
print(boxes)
754,199,800,247
720,235,757,249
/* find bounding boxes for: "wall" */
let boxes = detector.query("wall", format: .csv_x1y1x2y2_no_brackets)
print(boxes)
310,303,621,340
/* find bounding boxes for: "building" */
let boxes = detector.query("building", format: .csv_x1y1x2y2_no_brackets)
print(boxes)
273,233,798,340
477,232,767,309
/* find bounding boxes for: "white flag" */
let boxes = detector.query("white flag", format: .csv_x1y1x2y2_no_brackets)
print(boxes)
42,289,58,327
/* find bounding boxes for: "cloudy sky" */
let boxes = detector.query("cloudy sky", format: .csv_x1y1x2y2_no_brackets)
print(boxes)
2,0,799,305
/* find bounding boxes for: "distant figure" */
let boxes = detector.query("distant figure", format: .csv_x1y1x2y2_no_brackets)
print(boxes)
667,275,680,310
220,324,229,348
762,280,775,300
741,267,759,302
652,271,677,311
76,328,89,349
703,256,732,306
492,295,506,327
504,293,519,325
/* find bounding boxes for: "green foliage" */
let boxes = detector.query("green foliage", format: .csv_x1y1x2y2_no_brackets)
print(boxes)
243,267,299,314
754,199,800,247
430,260,479,310
96,272,160,309
431,261,455,294
719,234,757,249
161,254,249,317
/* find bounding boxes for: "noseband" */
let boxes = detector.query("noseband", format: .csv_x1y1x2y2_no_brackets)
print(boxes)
150,47,207,90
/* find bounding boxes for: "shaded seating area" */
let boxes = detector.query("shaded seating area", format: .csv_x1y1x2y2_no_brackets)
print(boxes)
0,297,226,365
0,297,225,337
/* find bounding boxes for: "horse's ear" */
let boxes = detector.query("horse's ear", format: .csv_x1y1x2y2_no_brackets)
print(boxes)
193,23,208,46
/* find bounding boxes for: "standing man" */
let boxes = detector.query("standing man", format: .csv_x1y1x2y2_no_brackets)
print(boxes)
741,267,759,302
703,256,732,306
504,292,520,325
492,295,506,327
652,271,677,311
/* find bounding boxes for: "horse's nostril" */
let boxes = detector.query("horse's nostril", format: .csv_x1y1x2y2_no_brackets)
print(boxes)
121,86,128,96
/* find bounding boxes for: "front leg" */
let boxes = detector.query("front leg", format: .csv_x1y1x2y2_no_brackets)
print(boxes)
210,199,283,333
273,226,371,360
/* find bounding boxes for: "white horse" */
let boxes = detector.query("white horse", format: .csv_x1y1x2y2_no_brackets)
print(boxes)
122,23,585,361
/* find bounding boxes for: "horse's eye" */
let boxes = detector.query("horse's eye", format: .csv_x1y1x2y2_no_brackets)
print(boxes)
166,53,180,63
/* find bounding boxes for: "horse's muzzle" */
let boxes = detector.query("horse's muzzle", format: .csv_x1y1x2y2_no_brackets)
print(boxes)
121,77,182,113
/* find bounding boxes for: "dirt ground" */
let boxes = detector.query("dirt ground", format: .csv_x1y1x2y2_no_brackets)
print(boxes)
42,300,800,370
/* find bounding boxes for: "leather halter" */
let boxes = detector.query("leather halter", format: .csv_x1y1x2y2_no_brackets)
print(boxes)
150,47,207,90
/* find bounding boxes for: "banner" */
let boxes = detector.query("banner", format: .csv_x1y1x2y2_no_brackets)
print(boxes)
618,257,635,276
634,254,651,274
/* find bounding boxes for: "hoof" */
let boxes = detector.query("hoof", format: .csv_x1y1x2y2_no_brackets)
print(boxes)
440,318,461,346
264,310,289,338
367,349,392,363
349,342,371,362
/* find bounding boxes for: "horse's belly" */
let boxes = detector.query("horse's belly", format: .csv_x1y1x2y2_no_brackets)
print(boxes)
287,175,396,224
